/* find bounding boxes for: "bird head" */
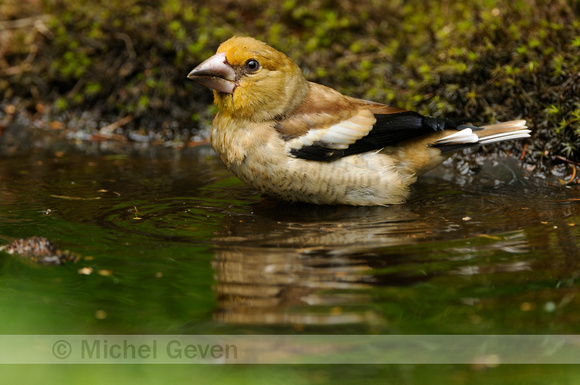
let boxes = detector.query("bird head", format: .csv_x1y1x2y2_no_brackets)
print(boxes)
188,37,309,122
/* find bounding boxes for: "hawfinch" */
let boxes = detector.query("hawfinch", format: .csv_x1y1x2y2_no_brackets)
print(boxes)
188,37,530,206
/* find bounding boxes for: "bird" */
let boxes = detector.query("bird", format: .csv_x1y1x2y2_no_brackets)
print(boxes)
187,36,530,206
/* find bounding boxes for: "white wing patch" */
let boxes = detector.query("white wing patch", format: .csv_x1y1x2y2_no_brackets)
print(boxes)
285,109,376,154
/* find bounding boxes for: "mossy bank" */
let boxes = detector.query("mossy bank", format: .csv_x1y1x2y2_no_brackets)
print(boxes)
0,0,578,171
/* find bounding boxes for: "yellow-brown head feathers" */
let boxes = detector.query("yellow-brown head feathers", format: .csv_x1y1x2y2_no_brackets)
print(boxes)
210,37,310,122
217,37,287,71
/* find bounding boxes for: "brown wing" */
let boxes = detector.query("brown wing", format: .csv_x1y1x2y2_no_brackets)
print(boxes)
277,82,468,161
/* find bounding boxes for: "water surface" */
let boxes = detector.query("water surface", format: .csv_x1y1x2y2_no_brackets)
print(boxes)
1,144,580,382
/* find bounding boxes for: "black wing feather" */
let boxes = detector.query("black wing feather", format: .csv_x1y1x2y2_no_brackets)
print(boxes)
291,111,468,162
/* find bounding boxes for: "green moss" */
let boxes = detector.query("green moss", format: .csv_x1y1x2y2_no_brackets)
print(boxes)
0,0,578,166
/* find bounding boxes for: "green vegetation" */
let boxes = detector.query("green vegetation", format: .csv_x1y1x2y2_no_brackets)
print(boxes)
0,0,578,167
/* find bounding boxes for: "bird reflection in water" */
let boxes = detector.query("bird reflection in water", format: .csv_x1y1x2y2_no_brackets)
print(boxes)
210,203,449,328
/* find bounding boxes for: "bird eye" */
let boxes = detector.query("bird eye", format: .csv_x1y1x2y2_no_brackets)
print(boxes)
245,59,260,72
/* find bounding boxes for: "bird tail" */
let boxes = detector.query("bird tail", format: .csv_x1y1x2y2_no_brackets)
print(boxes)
433,120,530,153
476,120,530,145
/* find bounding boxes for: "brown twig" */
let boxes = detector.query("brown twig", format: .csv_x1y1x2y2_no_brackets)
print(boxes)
115,33,136,59
556,155,580,167
567,164,577,184
556,155,579,184
0,15,52,30
90,116,134,141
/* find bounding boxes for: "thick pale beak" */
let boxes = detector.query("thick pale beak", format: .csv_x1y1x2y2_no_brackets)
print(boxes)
187,52,236,94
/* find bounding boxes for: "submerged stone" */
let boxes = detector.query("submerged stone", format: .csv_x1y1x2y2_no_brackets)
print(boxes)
0,236,80,265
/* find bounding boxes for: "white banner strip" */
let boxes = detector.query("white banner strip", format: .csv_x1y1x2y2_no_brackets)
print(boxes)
0,335,578,364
